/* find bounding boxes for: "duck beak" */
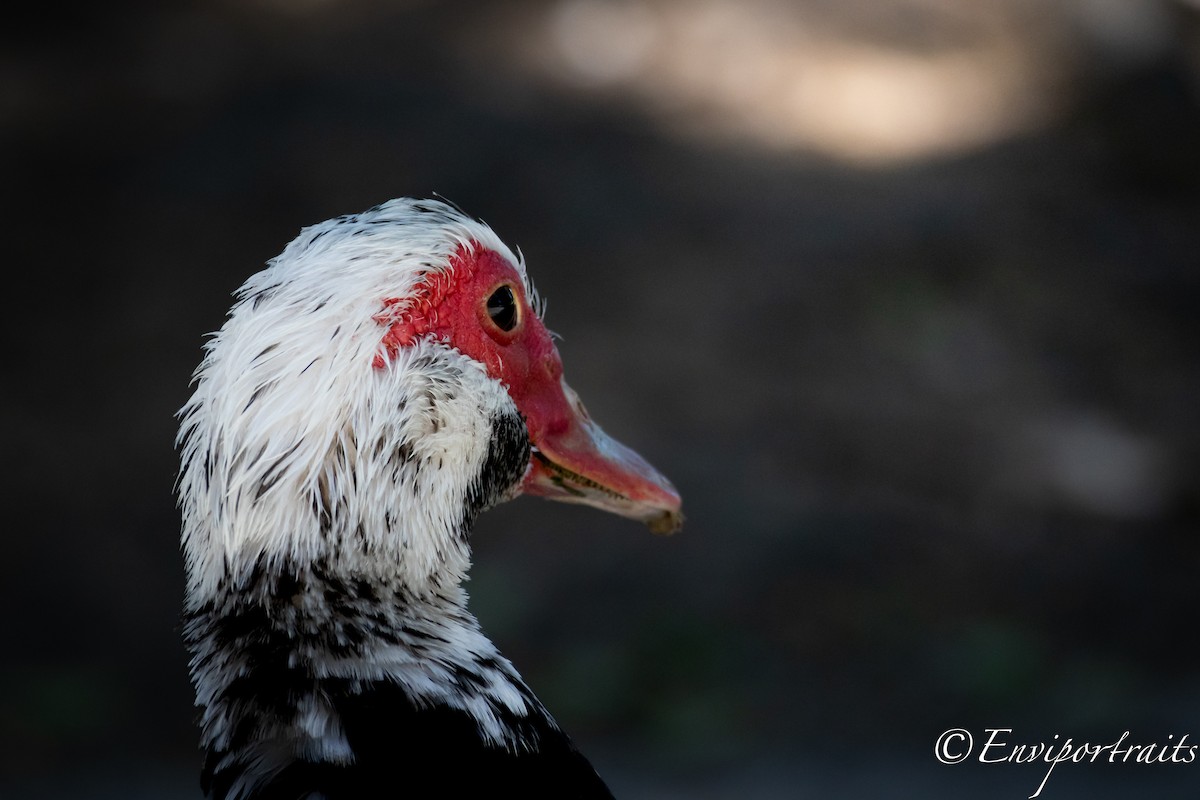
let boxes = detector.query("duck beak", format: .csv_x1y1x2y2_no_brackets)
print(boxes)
519,377,683,535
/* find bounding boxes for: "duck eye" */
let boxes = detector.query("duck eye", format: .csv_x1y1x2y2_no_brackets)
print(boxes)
486,285,519,332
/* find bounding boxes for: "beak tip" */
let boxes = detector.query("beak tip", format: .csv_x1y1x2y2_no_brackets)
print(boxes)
645,507,684,536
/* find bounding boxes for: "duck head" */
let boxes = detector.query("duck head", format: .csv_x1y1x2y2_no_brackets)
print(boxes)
177,198,682,603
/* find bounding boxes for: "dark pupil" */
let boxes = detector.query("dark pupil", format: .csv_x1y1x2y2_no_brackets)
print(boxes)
487,285,518,332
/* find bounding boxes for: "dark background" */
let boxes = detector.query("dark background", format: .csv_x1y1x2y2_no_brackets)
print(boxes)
3,1,1198,797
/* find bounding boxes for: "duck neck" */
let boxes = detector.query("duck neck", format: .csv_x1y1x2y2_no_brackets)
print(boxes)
184,556,551,796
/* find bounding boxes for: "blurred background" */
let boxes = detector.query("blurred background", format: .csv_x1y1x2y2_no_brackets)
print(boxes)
3,0,1198,797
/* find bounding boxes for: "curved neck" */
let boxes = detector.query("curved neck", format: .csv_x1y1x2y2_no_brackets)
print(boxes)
184,558,552,799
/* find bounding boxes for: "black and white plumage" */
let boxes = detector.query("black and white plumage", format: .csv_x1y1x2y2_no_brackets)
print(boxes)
176,199,682,799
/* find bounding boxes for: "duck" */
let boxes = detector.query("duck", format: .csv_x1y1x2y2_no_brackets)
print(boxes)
175,198,683,799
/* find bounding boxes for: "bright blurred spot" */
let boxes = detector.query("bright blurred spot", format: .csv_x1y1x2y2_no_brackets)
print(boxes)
1009,413,1171,519
753,41,1045,163
482,0,1180,165
549,0,659,84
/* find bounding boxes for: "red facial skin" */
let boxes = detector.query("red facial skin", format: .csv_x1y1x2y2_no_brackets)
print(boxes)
374,244,682,533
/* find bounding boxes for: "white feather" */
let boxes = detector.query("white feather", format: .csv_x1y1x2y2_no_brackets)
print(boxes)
177,199,527,604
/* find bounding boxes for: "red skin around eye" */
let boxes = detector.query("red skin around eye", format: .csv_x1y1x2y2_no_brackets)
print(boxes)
373,242,681,531
374,243,571,438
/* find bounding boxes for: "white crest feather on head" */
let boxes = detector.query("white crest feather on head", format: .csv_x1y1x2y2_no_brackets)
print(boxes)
176,199,530,605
